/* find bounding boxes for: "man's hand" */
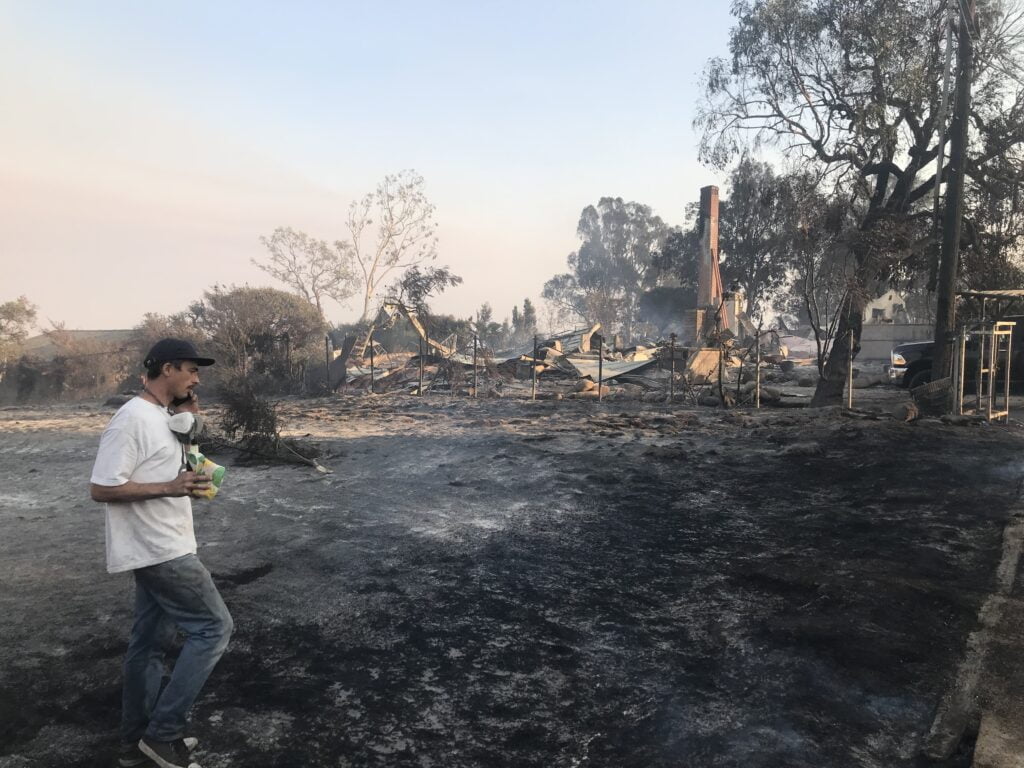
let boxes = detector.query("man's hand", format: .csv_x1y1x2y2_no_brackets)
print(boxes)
167,471,212,498
171,392,200,414
91,470,211,503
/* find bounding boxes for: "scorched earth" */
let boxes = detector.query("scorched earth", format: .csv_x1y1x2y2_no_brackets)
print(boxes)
1,394,1021,767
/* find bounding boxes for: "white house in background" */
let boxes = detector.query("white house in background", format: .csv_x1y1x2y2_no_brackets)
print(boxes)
864,290,911,324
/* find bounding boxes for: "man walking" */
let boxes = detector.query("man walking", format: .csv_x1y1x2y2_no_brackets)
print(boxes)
91,339,232,768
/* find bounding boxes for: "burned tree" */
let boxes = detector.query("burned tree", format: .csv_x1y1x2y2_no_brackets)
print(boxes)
344,170,440,323
387,265,462,317
255,227,359,319
697,0,1024,405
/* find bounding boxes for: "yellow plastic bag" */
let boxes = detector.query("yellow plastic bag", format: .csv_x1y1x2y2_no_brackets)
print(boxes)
187,451,226,499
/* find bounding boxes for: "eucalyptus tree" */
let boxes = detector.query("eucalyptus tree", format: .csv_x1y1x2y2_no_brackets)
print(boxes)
543,197,670,339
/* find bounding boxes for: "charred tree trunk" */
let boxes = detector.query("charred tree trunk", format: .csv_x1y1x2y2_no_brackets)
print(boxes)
810,294,863,407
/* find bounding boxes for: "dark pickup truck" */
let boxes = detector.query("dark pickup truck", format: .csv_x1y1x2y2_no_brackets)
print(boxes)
888,320,1024,388
888,339,936,389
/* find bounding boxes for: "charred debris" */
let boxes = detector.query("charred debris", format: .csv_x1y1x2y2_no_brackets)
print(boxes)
323,186,892,408
327,319,858,408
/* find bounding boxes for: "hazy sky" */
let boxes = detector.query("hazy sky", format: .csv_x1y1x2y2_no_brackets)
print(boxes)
1,1,734,330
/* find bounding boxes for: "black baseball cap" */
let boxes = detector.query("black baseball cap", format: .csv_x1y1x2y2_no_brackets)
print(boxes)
143,338,215,368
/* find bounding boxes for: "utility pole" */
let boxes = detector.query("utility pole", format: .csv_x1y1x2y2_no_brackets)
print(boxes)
930,0,955,252
932,0,975,382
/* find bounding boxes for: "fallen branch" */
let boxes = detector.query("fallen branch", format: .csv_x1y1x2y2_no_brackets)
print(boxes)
204,432,331,473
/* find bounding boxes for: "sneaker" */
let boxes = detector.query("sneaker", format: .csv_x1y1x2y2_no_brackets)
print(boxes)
120,738,198,766
118,741,153,768
137,737,201,768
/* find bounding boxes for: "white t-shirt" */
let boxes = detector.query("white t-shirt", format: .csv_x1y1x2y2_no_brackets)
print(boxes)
91,397,197,573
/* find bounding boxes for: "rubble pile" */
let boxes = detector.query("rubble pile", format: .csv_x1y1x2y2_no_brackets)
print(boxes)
335,322,891,407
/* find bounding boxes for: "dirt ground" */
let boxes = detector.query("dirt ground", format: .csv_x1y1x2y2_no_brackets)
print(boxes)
2,388,1024,768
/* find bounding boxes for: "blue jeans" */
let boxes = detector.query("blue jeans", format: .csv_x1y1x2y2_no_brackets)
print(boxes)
120,553,233,744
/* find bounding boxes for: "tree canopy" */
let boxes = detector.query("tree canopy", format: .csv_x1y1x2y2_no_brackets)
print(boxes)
386,265,462,317
189,285,325,384
0,296,37,359
255,227,358,319
653,159,804,322
543,197,669,337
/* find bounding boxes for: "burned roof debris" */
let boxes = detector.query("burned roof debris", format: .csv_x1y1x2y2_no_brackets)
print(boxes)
327,318,887,408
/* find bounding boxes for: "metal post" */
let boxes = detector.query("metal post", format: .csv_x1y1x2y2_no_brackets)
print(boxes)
598,339,604,402
473,333,478,398
368,331,375,395
1004,326,1013,421
324,333,332,393
718,345,725,406
418,337,424,396
988,325,997,418
669,333,676,403
755,332,761,409
532,334,538,401
957,328,967,415
953,328,964,415
976,326,984,414
846,328,854,409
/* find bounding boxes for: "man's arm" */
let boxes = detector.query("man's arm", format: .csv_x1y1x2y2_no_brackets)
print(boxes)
90,472,210,503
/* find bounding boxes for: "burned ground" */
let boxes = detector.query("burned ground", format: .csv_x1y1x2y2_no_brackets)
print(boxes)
1,397,1021,767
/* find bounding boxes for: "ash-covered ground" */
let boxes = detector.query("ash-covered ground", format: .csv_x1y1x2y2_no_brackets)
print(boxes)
2,394,1023,768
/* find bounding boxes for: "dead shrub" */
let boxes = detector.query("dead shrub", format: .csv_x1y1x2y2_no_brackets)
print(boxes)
218,381,280,451
213,379,324,469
